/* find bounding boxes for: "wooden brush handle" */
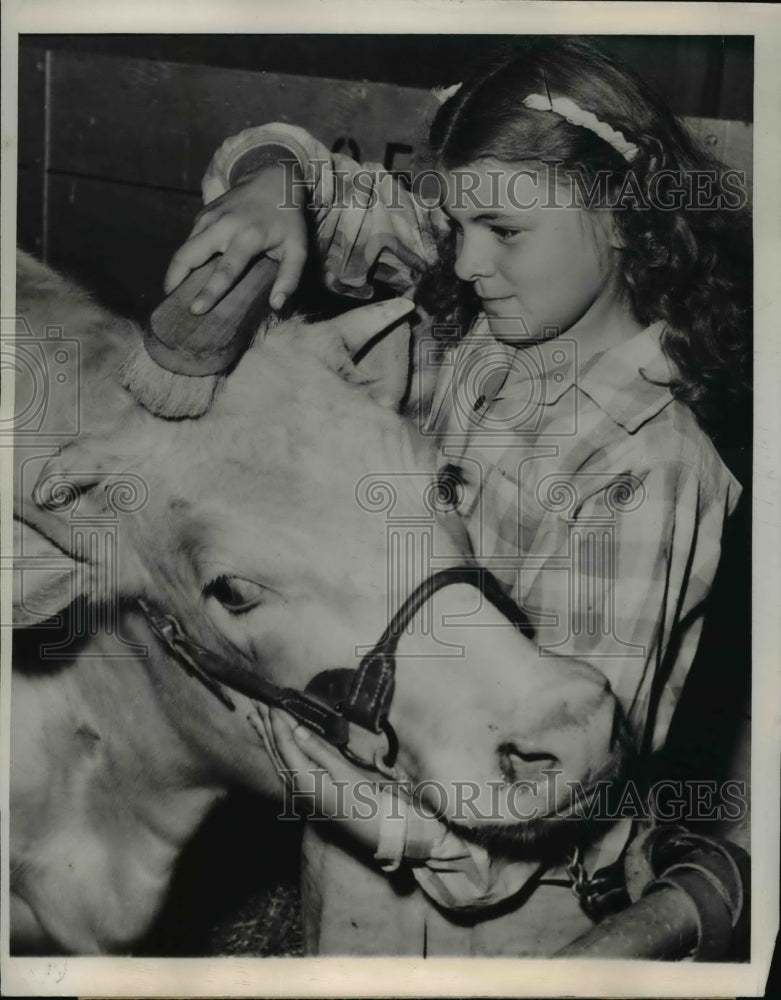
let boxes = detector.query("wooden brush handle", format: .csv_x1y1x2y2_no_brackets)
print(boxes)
146,256,279,376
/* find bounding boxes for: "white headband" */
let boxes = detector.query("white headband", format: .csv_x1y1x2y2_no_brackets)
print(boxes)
431,83,639,164
522,93,639,162
431,82,463,104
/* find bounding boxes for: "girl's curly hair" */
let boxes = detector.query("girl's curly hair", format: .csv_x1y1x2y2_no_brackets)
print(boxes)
416,37,752,456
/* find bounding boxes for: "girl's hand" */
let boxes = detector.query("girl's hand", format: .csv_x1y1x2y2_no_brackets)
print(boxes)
164,163,309,314
252,704,386,852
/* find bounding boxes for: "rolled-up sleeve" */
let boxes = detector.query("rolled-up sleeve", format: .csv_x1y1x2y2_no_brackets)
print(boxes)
412,836,541,912
202,123,443,298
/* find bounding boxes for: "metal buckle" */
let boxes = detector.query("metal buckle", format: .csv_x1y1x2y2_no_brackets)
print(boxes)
565,843,634,921
340,719,400,776
137,598,236,710
566,846,588,899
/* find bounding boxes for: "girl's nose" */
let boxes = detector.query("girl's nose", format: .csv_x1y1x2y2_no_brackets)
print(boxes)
454,230,496,283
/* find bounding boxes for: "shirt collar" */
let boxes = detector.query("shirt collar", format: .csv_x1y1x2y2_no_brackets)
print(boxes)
578,321,676,432
479,317,675,433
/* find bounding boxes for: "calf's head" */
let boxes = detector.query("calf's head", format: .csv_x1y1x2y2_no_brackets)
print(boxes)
17,292,625,853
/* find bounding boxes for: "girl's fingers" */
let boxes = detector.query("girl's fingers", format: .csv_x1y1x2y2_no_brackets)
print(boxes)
188,206,222,241
268,710,345,774
290,725,362,781
287,725,387,850
166,197,307,309
267,706,297,741
163,215,237,294
252,702,290,778
268,710,328,792
248,711,286,777
255,700,273,731
269,709,318,778
269,231,309,310
163,254,196,296
284,717,384,801
190,226,276,314
254,703,277,757
268,708,381,788
267,712,387,846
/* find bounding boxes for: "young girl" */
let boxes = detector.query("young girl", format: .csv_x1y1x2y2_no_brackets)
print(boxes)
165,38,750,955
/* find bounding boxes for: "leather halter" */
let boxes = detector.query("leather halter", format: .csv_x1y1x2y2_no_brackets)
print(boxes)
137,565,531,773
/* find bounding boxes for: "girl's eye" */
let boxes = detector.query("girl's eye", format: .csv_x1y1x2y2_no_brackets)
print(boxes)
490,226,524,244
205,575,267,614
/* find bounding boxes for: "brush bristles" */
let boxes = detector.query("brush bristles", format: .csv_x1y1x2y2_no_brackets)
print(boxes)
119,346,224,418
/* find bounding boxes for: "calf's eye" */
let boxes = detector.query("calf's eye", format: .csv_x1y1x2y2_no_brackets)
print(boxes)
205,575,267,614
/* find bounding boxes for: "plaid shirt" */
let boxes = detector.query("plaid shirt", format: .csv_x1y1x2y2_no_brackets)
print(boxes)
205,126,742,917
423,317,742,752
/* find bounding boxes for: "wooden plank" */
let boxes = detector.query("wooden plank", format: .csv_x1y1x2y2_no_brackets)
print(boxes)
46,175,201,320
48,51,435,193
671,37,721,119
719,37,754,124
16,164,45,256
18,47,47,254
18,47,47,167
45,50,752,198
24,35,755,122
683,116,753,197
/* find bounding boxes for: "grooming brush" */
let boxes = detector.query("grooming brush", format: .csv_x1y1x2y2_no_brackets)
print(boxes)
119,255,279,419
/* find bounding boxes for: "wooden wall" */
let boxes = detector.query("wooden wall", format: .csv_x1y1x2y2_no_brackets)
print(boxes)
17,43,753,320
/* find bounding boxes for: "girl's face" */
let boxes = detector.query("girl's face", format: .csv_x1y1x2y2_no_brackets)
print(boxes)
442,159,635,348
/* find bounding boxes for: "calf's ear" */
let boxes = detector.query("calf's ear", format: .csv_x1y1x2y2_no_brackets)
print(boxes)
14,435,147,621
12,517,84,625
351,320,412,408
19,439,113,555
310,297,415,409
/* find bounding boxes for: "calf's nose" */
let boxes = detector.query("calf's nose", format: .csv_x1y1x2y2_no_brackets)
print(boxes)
497,741,560,785
494,673,619,797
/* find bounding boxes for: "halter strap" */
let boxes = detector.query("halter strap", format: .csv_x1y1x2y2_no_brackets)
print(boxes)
136,565,531,772
344,566,531,733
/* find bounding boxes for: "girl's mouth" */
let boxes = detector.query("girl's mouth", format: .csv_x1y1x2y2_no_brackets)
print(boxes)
482,298,523,319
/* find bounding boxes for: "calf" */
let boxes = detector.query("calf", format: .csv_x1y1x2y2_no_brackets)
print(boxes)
11,252,623,953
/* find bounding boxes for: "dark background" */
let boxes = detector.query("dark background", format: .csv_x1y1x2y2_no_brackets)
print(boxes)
20,33,754,119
